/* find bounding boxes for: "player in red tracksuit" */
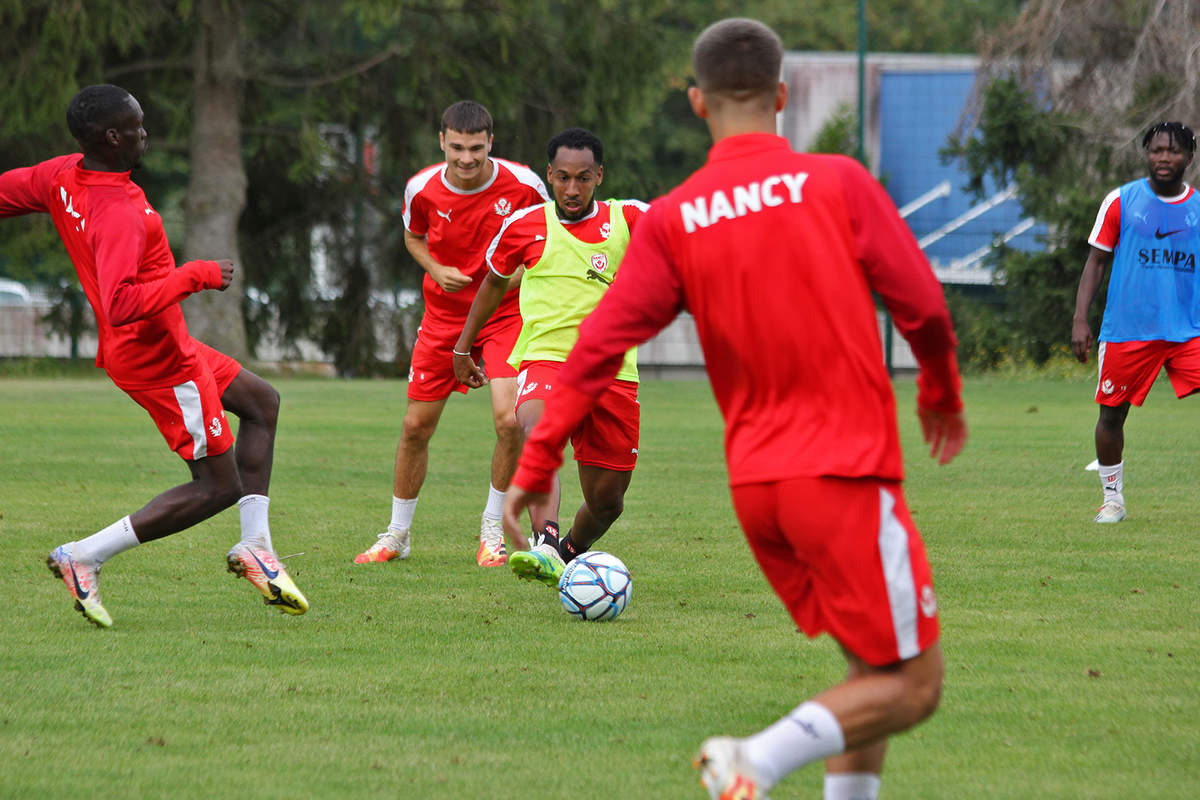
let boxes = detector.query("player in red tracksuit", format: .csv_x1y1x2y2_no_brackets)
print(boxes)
0,84,307,627
352,100,553,568
500,19,967,800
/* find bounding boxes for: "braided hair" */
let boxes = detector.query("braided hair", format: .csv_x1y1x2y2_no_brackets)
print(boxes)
1141,121,1197,152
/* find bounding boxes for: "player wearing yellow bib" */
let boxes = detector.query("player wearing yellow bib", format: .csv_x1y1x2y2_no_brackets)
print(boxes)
453,127,647,587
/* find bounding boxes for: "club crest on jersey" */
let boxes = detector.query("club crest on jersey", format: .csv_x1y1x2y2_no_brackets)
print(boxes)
920,585,938,617
494,198,513,216
209,415,224,438
599,222,611,240
590,253,609,273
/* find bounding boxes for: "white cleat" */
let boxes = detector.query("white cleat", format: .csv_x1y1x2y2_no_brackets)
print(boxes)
477,517,507,566
1093,500,1126,524
693,736,772,800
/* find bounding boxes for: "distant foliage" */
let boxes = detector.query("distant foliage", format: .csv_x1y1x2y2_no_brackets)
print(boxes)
942,0,1200,369
0,0,1026,370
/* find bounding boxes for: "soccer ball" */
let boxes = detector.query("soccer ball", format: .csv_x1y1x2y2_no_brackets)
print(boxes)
558,551,632,621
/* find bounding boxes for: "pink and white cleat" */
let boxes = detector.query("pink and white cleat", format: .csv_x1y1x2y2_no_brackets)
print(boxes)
226,544,308,615
47,543,112,628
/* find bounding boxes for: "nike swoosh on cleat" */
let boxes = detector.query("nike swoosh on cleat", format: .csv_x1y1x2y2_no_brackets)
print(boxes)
1155,228,1185,239
68,562,89,600
249,550,280,580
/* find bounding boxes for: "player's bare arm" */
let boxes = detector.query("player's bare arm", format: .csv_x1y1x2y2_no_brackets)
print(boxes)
1072,247,1113,363
452,268,513,388
404,228,472,292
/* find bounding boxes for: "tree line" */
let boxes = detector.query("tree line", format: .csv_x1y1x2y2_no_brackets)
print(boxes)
1,0,1026,375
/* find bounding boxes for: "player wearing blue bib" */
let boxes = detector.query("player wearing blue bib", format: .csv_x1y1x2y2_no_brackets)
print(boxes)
1072,121,1200,523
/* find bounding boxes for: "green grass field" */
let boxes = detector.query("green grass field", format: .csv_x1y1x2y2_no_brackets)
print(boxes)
1,374,1197,798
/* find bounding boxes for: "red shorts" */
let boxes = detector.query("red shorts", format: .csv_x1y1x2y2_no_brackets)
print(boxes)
407,314,521,402
731,476,939,667
1095,338,1200,406
124,342,241,461
516,361,639,471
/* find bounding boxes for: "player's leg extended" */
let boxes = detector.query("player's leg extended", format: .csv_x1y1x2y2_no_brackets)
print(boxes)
219,368,280,497
572,464,632,552
48,448,244,628
817,645,943,792
217,369,306,613
131,448,243,540
697,478,941,799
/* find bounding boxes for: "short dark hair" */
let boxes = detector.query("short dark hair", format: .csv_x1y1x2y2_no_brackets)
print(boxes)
441,100,493,136
66,84,134,149
692,18,782,96
1142,121,1197,153
546,127,603,165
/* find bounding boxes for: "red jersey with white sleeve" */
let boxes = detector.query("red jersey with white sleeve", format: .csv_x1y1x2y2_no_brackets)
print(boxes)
513,133,961,493
1087,188,1122,251
403,157,549,329
1087,184,1198,251
0,154,224,390
485,199,648,277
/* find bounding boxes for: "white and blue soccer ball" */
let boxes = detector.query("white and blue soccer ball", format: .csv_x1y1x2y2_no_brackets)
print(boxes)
557,551,632,621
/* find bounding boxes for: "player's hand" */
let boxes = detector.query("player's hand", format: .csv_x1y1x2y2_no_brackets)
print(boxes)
452,351,488,389
1070,318,1093,363
502,486,545,551
917,407,967,465
216,259,234,290
431,264,472,293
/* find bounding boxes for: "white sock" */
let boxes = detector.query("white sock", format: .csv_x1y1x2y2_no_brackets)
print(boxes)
238,494,273,551
483,484,505,521
390,496,418,532
1098,461,1124,506
73,516,139,566
743,701,846,788
825,772,881,800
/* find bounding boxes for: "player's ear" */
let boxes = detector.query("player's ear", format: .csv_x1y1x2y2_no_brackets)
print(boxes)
596,164,604,185
775,81,788,113
687,85,708,120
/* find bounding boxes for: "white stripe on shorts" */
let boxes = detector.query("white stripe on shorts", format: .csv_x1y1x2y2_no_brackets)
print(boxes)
877,487,919,660
173,380,207,459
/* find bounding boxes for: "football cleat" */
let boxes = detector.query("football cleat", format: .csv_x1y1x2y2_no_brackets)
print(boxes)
1093,500,1126,524
509,525,565,587
47,543,113,628
353,529,410,563
694,737,772,800
477,517,507,567
227,544,308,615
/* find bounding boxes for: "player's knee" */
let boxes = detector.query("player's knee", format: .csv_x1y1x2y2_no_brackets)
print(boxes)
587,493,625,525
899,649,944,726
198,475,242,512
258,382,280,426
493,410,521,441
400,414,437,445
